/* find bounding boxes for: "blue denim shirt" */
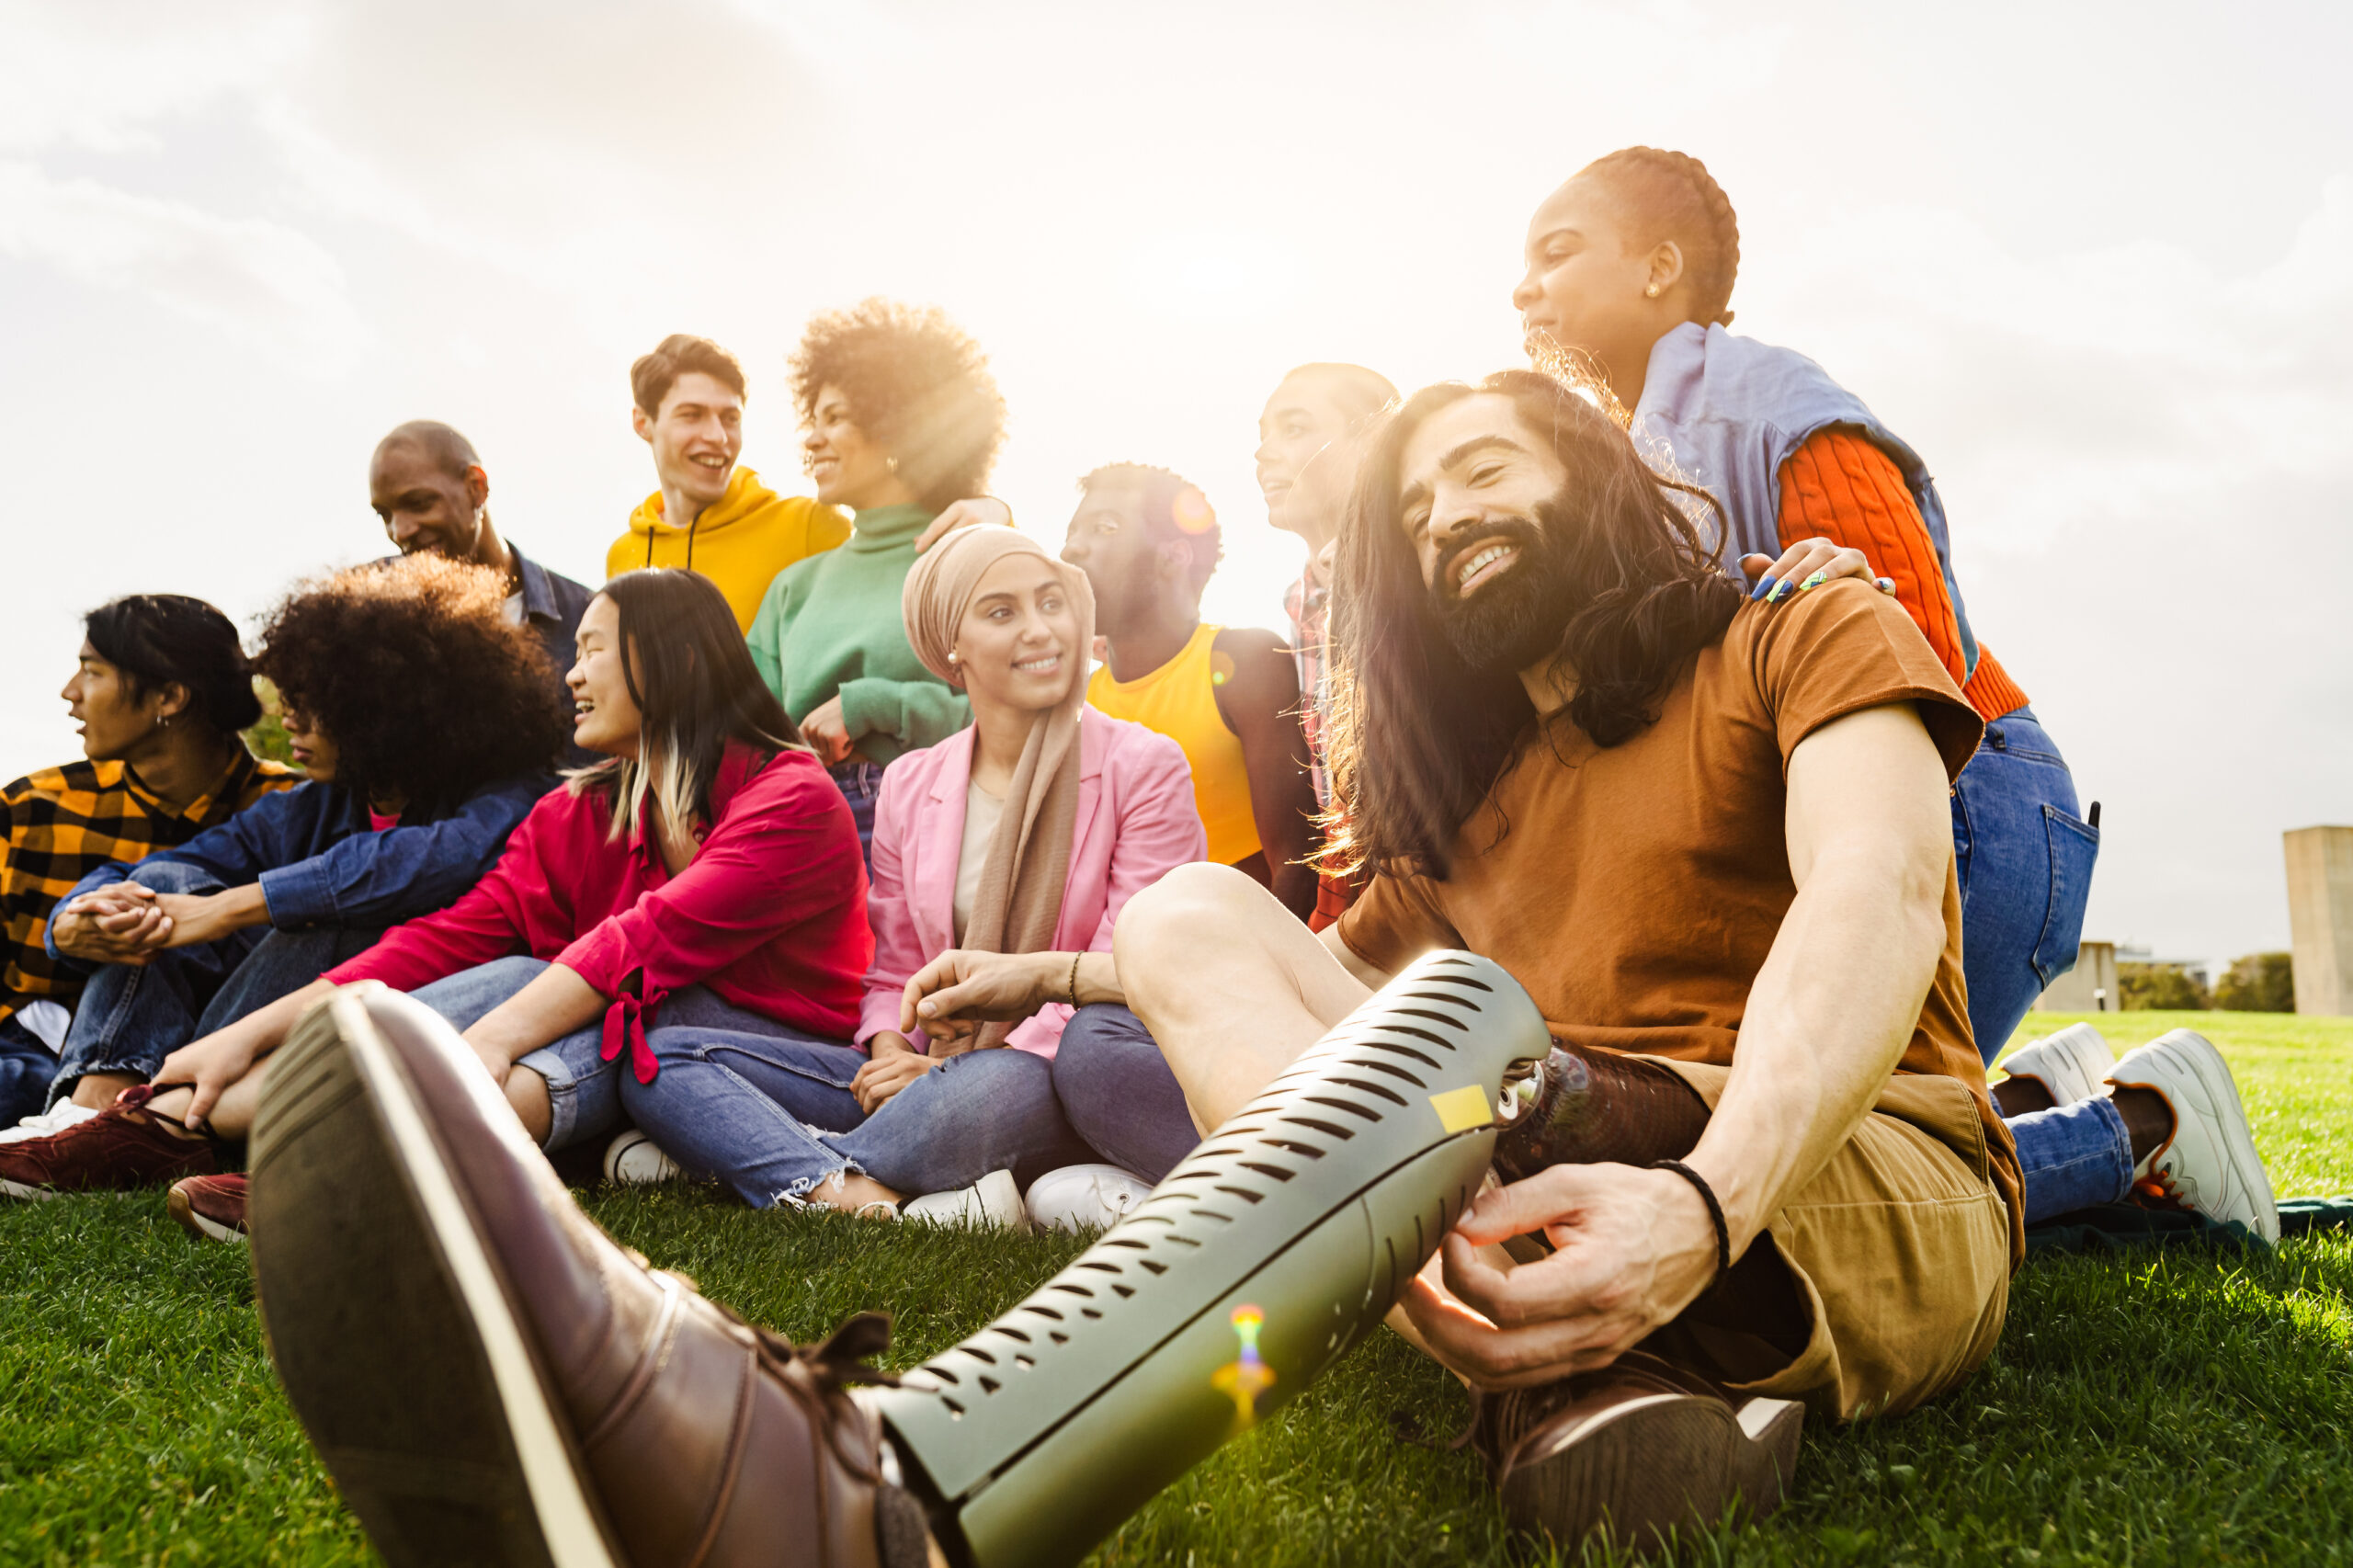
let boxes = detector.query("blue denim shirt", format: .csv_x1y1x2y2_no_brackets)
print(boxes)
1631,322,1981,680
45,771,553,950
509,544,600,768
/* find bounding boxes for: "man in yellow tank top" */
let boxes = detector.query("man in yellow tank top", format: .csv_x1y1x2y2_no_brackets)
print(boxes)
1063,464,1320,919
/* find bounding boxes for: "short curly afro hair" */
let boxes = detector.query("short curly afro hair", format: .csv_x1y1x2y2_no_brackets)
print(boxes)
254,556,567,815
788,298,1007,514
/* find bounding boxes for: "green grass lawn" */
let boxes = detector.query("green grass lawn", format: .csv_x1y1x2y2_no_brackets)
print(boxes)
4,1010,2350,1566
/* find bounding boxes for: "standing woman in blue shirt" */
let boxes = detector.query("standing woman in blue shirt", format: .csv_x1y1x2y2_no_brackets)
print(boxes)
40,554,564,1118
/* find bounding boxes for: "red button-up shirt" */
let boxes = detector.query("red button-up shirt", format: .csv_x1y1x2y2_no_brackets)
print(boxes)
329,743,870,1079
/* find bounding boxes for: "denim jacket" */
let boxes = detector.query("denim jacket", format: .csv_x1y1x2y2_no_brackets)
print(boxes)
1631,322,1981,680
46,771,553,952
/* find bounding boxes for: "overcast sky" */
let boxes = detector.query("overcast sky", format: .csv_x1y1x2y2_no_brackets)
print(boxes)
3,0,2346,971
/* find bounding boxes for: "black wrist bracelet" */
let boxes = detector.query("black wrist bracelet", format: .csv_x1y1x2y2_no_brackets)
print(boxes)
1066,950,1083,1009
1649,1158,1733,1283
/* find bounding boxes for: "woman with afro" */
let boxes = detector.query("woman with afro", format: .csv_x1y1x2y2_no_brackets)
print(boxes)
747,298,1009,862
40,554,565,1121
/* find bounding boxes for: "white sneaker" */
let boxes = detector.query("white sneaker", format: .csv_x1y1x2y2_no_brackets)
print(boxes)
2000,1023,2115,1106
902,1167,1026,1231
2108,1028,2279,1243
1023,1164,1155,1233
601,1129,683,1186
0,1101,97,1145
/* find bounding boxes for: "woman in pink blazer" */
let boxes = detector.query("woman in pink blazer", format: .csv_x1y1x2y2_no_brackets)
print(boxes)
619,527,1205,1222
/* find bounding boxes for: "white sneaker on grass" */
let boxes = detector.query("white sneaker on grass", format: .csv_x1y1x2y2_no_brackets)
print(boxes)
2108,1028,2279,1243
901,1167,1026,1231
2000,1023,2115,1106
1024,1164,1155,1233
0,1101,97,1145
602,1129,683,1186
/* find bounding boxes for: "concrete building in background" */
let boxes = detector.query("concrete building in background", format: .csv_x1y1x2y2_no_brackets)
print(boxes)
2038,941,2119,1013
2285,826,2353,1016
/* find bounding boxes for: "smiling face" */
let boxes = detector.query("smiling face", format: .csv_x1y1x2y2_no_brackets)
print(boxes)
369,440,489,562
635,370,743,510
1395,392,1580,676
950,554,1079,720
565,594,645,758
1512,176,1681,397
1255,373,1358,521
60,642,169,762
801,382,897,509
278,702,341,784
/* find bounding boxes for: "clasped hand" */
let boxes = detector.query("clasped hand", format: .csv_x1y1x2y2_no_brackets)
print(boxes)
1400,1162,1726,1390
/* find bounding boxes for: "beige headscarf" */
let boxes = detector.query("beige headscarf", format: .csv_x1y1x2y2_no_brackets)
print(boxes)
902,526,1096,1047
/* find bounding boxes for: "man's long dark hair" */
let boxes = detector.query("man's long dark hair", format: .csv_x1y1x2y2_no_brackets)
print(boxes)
571,569,806,841
1324,369,1742,881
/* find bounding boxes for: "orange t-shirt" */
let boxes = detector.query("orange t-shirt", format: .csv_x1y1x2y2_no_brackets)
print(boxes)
1337,583,2021,1255
1777,428,2029,723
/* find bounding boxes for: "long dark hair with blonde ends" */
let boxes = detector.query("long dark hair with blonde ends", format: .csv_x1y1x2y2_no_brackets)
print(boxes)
569,570,806,842
1323,369,1742,881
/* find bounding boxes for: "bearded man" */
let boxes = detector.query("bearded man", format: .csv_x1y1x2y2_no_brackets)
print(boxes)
239,369,2034,1567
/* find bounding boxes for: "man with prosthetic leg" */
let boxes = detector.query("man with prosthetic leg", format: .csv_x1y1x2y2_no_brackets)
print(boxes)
244,366,2014,1566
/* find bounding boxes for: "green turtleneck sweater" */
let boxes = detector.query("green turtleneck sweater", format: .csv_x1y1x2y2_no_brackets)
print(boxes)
745,504,972,766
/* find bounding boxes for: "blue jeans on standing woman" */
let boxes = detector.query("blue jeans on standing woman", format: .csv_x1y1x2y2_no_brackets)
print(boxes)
829,761,885,872
1950,706,2129,1222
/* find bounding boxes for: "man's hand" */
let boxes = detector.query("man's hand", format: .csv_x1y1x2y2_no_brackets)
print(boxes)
1740,537,1894,604
912,496,1013,554
149,885,268,949
799,695,855,766
900,949,1068,1047
51,885,170,963
1399,1163,1722,1389
153,1028,265,1132
852,1031,938,1112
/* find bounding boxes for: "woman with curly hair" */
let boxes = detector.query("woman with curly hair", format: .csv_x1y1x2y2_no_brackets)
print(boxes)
34,555,564,1122
0,572,872,1241
747,298,1010,862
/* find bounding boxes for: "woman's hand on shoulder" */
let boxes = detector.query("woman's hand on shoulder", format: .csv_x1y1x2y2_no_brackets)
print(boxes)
913,496,1012,554
798,696,854,765
1741,538,1895,605
852,1031,936,1113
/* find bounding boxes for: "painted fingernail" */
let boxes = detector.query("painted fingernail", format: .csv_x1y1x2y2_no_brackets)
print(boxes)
1876,576,1897,593
1767,578,1792,603
1798,569,1829,592
1749,574,1777,601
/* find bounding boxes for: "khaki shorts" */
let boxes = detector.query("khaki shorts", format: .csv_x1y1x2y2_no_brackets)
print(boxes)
1649,1061,2013,1421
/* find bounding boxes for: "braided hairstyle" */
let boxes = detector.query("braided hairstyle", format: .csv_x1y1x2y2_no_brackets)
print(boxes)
1576,147,1741,329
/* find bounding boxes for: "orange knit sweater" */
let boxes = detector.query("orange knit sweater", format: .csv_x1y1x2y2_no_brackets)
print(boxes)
1777,429,2029,723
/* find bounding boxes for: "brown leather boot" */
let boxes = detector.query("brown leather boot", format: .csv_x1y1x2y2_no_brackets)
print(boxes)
1468,1350,1802,1557
247,982,942,1568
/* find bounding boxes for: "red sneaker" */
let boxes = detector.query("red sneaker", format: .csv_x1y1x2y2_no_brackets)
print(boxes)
0,1085,227,1199
168,1172,249,1242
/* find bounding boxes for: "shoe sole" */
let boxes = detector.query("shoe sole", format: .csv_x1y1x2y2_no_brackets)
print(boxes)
0,1178,60,1201
166,1186,245,1244
1501,1392,1802,1551
2116,1032,2280,1242
249,987,622,1568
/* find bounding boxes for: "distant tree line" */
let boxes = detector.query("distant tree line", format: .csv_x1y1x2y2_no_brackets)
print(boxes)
2118,952,2294,1012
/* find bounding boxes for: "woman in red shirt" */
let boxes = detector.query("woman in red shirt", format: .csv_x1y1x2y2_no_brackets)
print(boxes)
2,571,872,1233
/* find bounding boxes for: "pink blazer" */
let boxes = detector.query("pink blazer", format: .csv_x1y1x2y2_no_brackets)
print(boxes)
859,710,1207,1056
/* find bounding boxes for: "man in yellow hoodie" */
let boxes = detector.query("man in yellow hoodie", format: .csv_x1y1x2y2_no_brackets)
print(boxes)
606,334,850,631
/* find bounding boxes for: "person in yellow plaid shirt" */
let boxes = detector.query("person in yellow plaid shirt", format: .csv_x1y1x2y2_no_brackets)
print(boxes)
0,596,293,1131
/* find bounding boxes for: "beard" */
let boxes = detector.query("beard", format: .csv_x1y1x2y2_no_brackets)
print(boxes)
1432,503,1583,676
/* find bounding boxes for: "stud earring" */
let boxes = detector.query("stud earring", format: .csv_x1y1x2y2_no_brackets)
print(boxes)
1645,284,1661,298
947,651,960,666
887,456,901,472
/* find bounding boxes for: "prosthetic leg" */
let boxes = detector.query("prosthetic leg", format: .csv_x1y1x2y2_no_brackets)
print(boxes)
876,949,1551,1568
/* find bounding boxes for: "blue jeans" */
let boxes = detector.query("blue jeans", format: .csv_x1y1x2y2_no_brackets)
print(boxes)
1952,707,2099,1063
2010,1094,2134,1224
408,956,812,1153
621,1028,1092,1208
1051,1004,1200,1181
0,1012,58,1127
49,860,385,1108
830,761,885,872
